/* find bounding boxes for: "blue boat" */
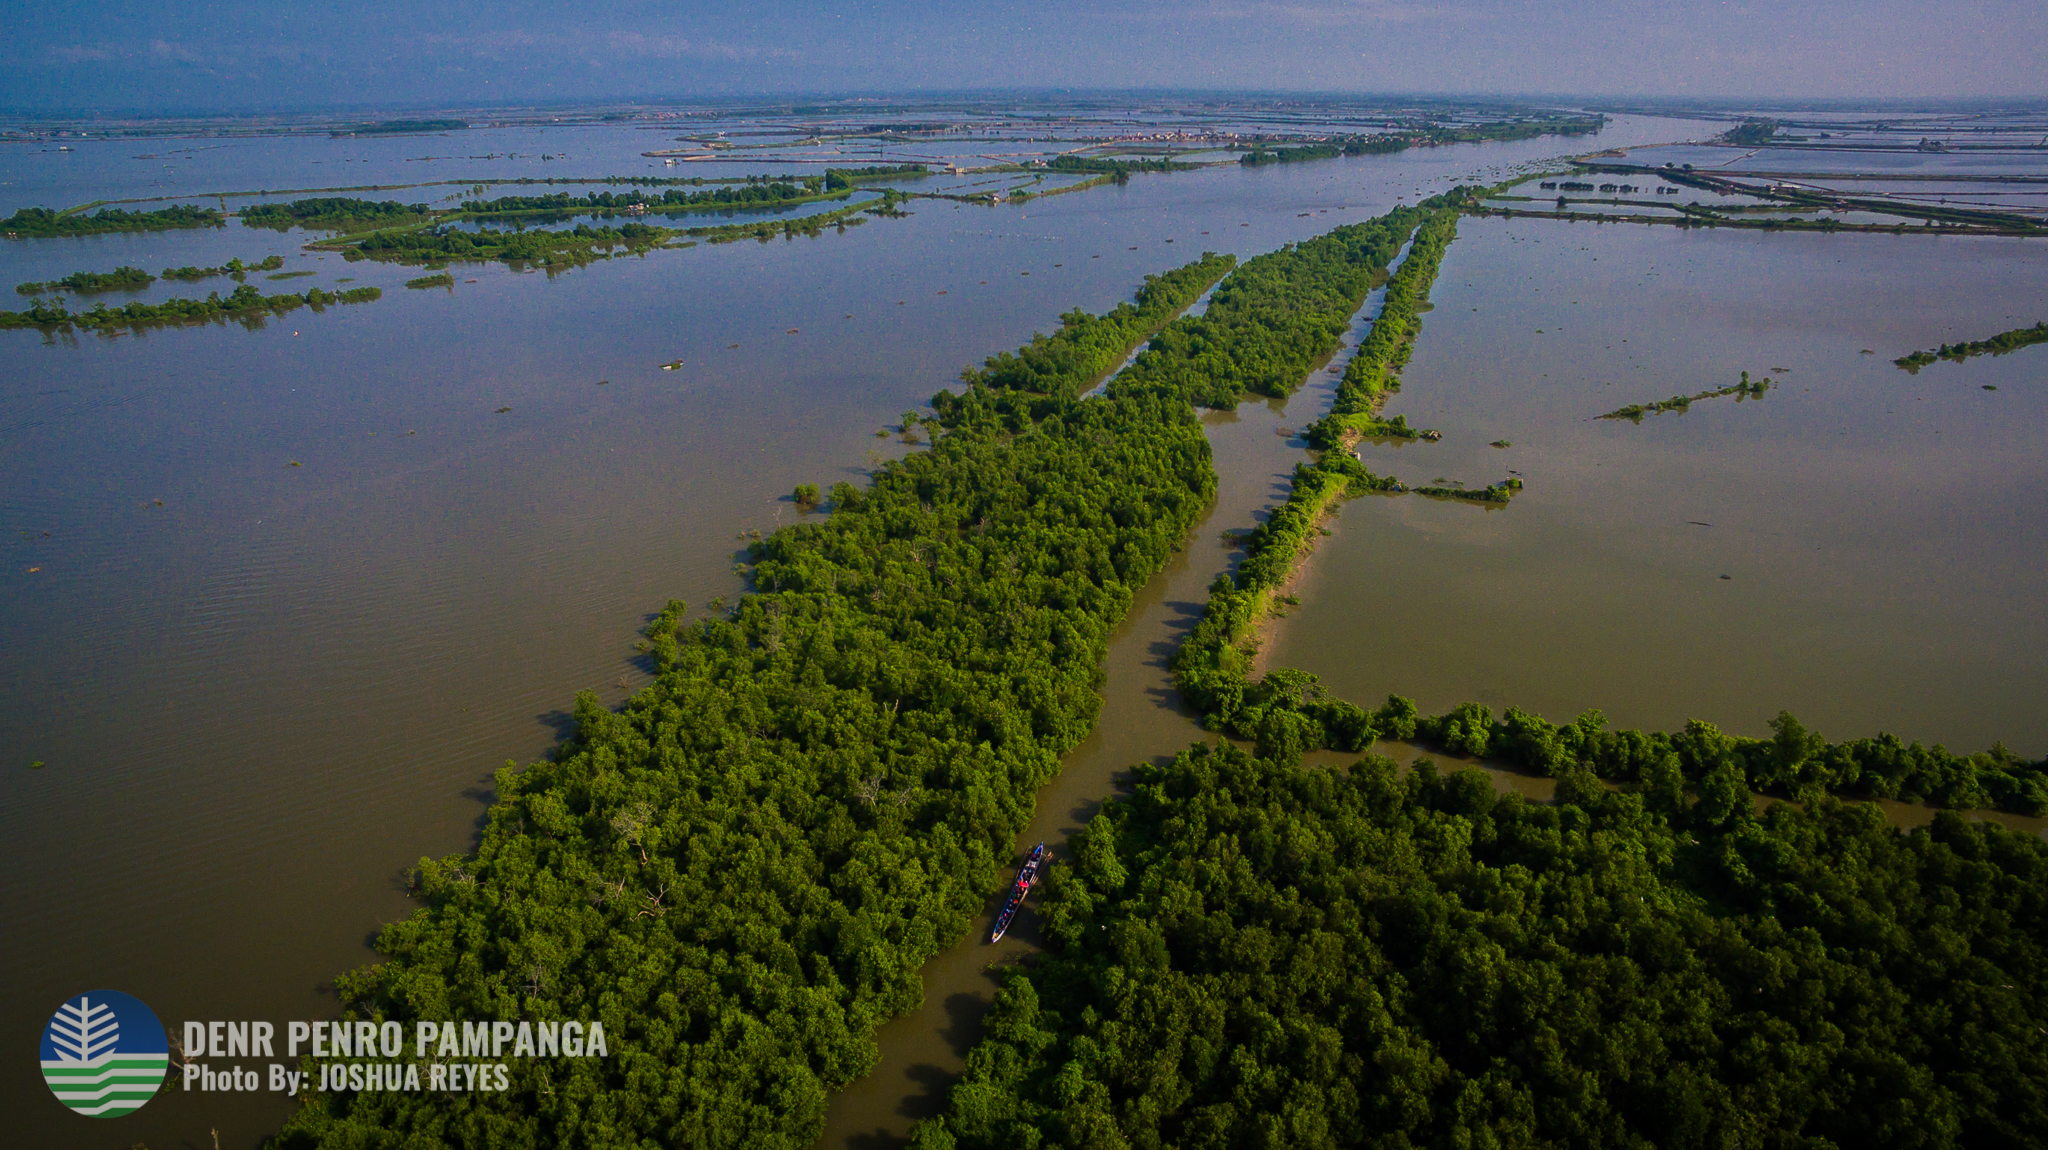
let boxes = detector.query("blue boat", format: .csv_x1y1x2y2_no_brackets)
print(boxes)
990,842,1048,942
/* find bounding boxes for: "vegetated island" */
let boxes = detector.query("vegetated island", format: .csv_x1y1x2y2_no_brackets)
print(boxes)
1047,154,1197,178
1895,320,2048,371
333,119,467,136
336,201,875,268
15,266,155,295
348,219,675,268
163,255,285,282
1,203,224,238
307,175,900,268
404,272,455,290
458,176,851,218
1241,134,1415,165
1721,116,1781,145
1239,116,1605,165
0,283,380,334
240,197,431,232
1598,372,1774,421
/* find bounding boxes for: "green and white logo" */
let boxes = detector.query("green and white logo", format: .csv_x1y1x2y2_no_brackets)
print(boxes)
40,990,169,1117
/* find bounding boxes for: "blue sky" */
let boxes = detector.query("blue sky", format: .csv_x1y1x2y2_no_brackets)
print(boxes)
2,0,2043,113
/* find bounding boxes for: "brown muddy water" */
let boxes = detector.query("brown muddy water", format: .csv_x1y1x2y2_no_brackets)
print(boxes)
1263,217,2048,759
0,112,1748,1149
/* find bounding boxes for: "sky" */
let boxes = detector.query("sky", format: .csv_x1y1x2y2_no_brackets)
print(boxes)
1,0,2043,114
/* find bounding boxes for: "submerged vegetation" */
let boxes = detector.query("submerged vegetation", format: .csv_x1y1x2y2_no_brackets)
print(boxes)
1894,320,2048,371
15,266,155,295
0,203,224,238
0,283,379,334
1599,372,1774,421
162,255,286,282
1414,476,1524,502
918,739,2048,1150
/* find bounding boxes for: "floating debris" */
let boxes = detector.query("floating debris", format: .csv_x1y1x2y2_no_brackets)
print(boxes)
660,361,683,370
494,407,511,414
1490,439,1512,448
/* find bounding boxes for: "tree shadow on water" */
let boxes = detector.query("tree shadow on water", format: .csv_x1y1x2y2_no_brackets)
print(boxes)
842,1128,911,1150
535,707,578,742
936,988,995,1060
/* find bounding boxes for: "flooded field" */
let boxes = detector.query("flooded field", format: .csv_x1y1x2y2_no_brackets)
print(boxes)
1262,216,2048,757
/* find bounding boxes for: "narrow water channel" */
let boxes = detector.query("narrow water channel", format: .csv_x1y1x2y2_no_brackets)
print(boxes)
819,395,1308,1148
816,275,1389,1146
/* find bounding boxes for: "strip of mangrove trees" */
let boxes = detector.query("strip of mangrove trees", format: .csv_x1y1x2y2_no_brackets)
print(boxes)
0,282,380,334
15,266,155,294
1895,320,2048,371
1,203,224,238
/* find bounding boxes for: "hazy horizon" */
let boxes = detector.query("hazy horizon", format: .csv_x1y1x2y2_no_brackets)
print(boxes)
3,0,2043,116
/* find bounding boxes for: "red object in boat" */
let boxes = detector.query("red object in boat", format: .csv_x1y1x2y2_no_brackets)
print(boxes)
990,842,1048,942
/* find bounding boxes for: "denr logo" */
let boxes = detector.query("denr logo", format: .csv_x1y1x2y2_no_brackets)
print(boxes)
39,990,170,1117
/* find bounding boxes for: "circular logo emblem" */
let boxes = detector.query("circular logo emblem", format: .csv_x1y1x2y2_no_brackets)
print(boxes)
40,990,169,1117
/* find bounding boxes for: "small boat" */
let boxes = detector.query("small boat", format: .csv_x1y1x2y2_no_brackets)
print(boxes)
989,843,1048,942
